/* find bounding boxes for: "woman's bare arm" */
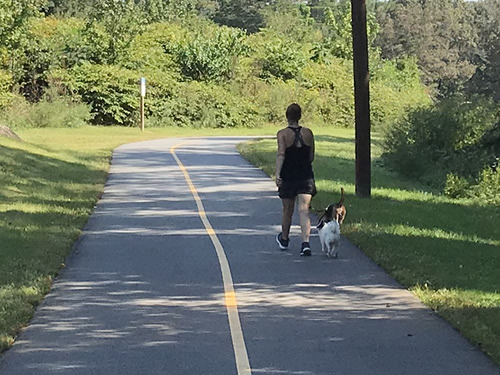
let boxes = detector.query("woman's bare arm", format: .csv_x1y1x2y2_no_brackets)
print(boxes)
275,130,286,186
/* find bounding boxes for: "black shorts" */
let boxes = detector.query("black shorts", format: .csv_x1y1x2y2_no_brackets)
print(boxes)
278,179,317,199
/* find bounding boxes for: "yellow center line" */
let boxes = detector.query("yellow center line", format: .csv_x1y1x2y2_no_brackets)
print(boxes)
170,141,251,375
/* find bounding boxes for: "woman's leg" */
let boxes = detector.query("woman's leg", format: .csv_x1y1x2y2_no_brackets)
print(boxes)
297,194,312,243
281,198,295,240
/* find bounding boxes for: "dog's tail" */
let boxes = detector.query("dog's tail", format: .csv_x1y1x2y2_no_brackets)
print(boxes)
337,187,344,206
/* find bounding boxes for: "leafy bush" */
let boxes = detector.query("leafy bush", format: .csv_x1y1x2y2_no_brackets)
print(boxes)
0,70,14,109
258,38,307,81
149,81,259,128
383,95,500,200
171,26,248,82
444,173,470,198
370,56,430,129
29,16,88,68
254,79,316,124
445,168,500,205
371,56,422,91
261,2,316,44
63,63,141,126
299,59,354,127
117,23,182,75
471,167,500,205
0,92,91,129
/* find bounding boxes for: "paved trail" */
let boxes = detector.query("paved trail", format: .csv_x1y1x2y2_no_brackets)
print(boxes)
1,137,498,375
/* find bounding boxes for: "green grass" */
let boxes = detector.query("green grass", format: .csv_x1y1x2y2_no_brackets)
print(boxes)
238,127,500,365
0,125,276,351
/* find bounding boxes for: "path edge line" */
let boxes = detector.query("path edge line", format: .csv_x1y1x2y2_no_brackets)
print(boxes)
170,141,252,375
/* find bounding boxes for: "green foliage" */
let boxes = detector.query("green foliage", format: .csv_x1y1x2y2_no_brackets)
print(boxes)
59,62,178,126
212,0,266,33
140,0,201,22
116,23,181,74
0,90,92,129
63,63,140,126
245,78,314,124
445,167,500,205
29,17,89,69
371,56,421,91
258,39,307,81
444,173,470,199
150,81,259,128
468,36,500,102
3,16,111,102
0,0,46,48
15,30,53,101
261,1,316,43
374,0,477,99
462,0,500,101
471,167,500,205
320,6,353,60
299,60,354,127
383,95,500,199
0,0,438,133
311,3,378,63
171,26,248,82
0,70,14,109
0,0,47,100
86,0,147,64
370,56,431,128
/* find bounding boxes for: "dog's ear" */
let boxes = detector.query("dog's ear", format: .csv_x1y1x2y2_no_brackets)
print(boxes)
317,211,326,226
325,204,335,220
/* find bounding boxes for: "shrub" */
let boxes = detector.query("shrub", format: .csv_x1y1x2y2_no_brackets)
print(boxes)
383,95,500,198
258,38,307,81
117,23,182,75
370,56,430,129
30,97,92,128
150,81,259,128
444,173,470,198
0,92,91,129
471,167,500,205
171,26,248,82
64,63,141,126
299,60,354,127
0,70,14,110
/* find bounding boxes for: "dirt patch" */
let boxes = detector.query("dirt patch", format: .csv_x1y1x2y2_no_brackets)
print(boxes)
0,125,21,141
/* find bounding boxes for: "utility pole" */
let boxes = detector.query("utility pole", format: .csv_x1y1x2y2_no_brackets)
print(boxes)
351,0,371,198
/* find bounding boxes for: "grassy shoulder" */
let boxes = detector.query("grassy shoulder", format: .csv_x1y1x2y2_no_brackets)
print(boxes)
0,125,276,352
237,127,500,365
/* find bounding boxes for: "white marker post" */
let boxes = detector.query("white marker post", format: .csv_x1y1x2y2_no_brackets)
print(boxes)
140,77,146,131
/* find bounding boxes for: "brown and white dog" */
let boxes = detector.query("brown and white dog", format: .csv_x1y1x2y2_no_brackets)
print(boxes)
317,188,346,258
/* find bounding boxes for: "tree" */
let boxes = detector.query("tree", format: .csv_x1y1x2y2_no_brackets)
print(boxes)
86,0,146,64
466,0,500,101
0,0,47,99
212,0,267,33
311,1,378,62
374,0,476,98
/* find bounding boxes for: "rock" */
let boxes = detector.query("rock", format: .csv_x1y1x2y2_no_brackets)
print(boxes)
0,125,21,141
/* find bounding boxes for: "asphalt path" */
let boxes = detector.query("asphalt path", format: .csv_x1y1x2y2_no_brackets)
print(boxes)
1,137,498,375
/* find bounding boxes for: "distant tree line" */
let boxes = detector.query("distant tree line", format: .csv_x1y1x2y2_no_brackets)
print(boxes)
0,0,429,129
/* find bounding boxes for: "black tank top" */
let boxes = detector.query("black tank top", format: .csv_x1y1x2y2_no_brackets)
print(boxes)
280,126,314,182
